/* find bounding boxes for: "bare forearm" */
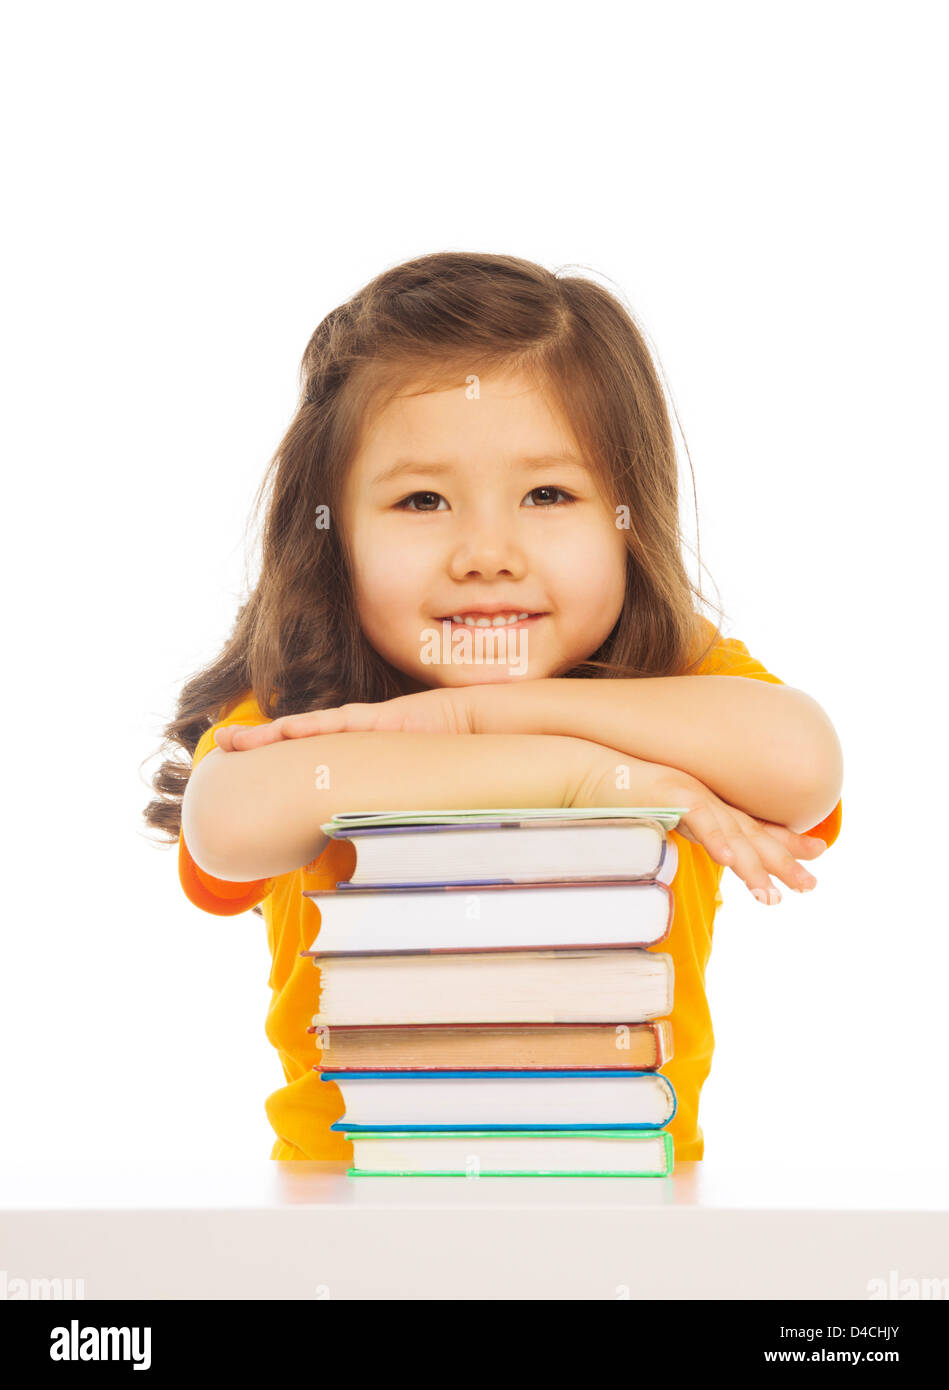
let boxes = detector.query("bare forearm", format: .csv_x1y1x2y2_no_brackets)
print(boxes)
183,731,601,881
473,677,843,831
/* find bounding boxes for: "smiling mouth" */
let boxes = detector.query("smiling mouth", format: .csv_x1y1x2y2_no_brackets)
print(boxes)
437,613,546,627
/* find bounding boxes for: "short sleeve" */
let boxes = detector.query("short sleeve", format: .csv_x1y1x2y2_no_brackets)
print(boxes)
697,628,843,849
699,634,785,685
178,697,277,916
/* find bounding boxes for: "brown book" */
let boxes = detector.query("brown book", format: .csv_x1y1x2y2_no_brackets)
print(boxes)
309,1019,673,1072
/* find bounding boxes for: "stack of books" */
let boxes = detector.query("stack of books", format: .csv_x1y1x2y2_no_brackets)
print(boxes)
302,807,687,1177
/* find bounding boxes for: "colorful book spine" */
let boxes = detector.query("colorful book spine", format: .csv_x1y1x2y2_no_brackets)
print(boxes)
321,1069,678,1129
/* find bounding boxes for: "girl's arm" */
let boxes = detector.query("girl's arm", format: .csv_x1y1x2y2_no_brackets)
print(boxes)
182,730,659,882
468,678,843,835
183,729,825,900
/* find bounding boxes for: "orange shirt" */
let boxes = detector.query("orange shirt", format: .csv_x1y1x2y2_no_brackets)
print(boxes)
178,634,842,1162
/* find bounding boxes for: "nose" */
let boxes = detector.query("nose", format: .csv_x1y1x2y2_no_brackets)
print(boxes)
446,505,529,581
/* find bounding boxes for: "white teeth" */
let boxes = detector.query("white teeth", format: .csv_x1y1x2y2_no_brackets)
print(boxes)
449,613,531,626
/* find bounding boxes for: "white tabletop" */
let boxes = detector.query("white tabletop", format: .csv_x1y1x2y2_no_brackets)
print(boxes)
2,1159,947,1299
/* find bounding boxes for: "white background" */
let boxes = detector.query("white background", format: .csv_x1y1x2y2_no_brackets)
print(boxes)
2,1,945,1170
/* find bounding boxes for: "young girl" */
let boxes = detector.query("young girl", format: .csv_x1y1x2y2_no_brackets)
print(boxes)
144,251,843,1164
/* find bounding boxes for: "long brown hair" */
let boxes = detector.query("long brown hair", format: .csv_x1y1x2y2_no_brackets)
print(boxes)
143,250,728,866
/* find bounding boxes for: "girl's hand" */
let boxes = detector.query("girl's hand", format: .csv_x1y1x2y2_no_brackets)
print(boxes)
570,747,826,904
656,769,827,904
213,686,476,751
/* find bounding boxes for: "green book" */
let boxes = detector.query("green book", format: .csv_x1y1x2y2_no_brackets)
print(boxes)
344,1128,674,1177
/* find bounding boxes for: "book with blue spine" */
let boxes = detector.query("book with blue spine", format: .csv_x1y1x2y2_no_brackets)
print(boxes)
322,1068,677,1130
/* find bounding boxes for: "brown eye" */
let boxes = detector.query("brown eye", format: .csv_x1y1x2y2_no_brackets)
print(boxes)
525,486,574,506
397,491,446,512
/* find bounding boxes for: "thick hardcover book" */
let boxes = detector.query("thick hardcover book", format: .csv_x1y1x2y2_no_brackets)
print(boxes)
321,1068,677,1130
311,948,674,1026
318,808,685,888
308,1019,674,1072
302,875,675,955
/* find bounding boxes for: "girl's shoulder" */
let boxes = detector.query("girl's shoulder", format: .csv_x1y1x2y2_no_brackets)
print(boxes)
689,615,783,685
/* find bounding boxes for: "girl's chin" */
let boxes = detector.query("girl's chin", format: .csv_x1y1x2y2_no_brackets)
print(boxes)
394,669,538,690
414,669,539,687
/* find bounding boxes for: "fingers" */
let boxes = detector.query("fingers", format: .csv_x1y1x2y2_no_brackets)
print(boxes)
744,824,819,898
225,705,379,750
712,824,787,904
228,713,335,749
676,802,736,866
679,806,820,905
751,820,828,859
725,817,827,898
227,722,287,749
213,725,255,751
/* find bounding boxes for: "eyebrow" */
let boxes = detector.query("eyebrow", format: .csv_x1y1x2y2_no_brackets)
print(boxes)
370,453,588,487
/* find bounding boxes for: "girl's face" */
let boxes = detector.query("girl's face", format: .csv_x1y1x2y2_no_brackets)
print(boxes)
339,368,628,689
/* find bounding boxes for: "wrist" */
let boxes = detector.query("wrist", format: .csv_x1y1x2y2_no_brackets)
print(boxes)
462,680,505,736
578,746,703,811
465,678,547,737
